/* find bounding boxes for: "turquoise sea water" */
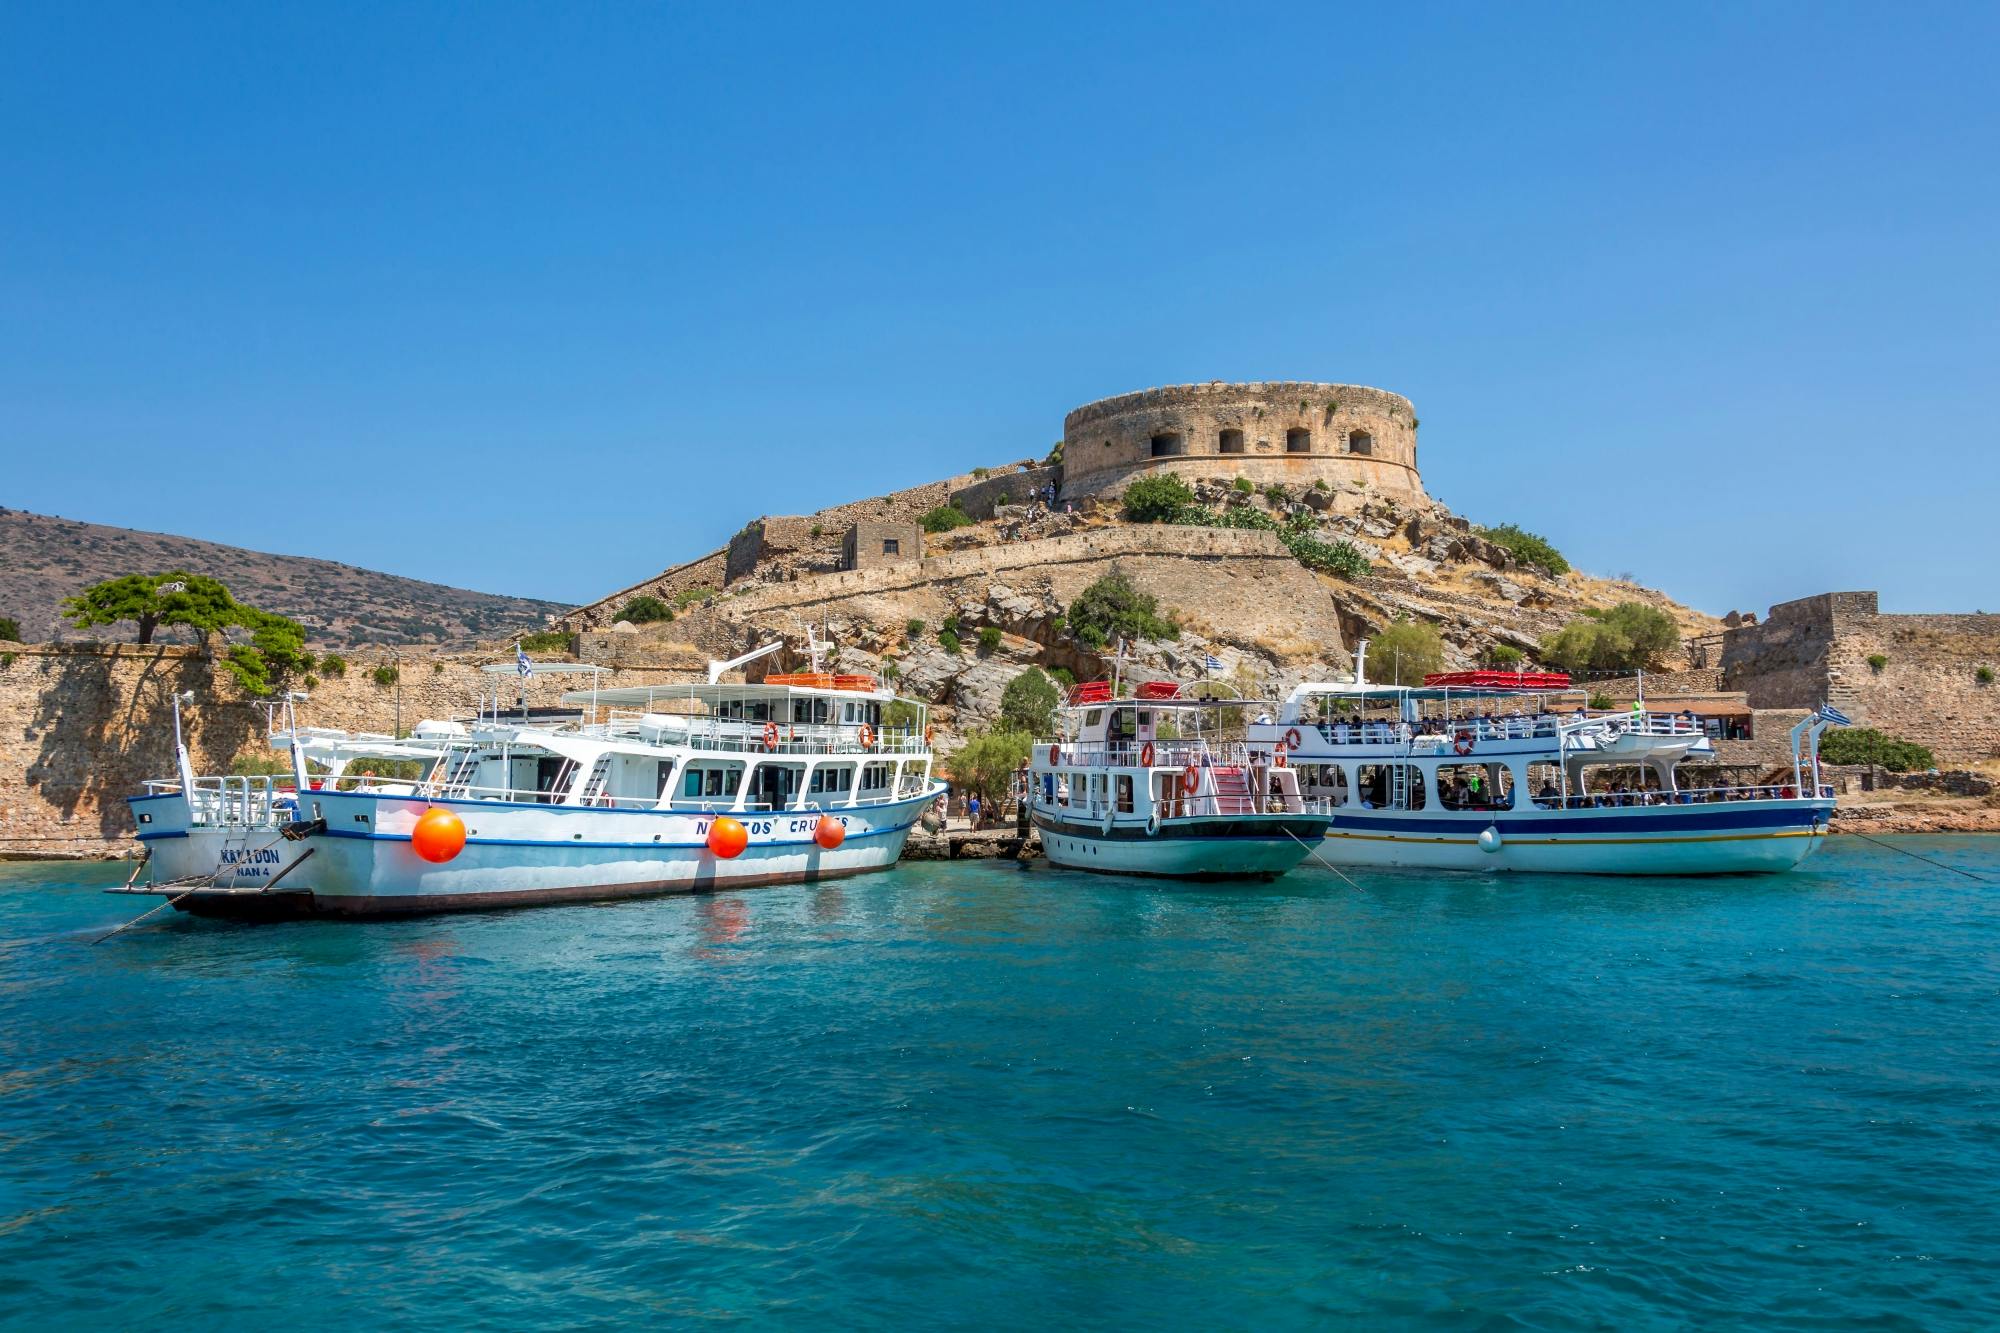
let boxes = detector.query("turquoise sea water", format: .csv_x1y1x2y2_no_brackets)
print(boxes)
4,840,1999,1330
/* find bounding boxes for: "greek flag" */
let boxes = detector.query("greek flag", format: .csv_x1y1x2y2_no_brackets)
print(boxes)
1203,653,1223,673
1817,703,1852,726
516,642,533,679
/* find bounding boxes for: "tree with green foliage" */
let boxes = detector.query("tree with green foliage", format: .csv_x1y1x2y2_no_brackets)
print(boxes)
1539,602,1681,673
0,616,18,642
1476,524,1570,576
947,729,1033,806
1121,472,1196,523
977,626,1002,653
223,607,312,696
63,571,238,647
518,630,572,654
1487,644,1525,668
1817,727,1934,772
937,627,962,654
1066,571,1179,649
1369,617,1445,686
999,667,1061,736
919,503,973,534
318,653,348,677
616,594,673,625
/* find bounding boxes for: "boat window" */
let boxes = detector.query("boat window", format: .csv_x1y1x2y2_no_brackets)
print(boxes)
810,765,855,796
1218,428,1244,454
1116,775,1134,813
1286,427,1311,453
1436,764,1510,811
681,761,744,801
748,762,806,810
1354,764,1425,810
1083,709,1103,730
1298,762,1348,806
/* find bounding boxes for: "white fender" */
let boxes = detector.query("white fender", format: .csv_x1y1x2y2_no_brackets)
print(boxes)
1477,825,1503,854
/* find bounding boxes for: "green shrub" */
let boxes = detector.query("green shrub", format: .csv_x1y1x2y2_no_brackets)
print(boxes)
1477,524,1570,576
1487,644,1525,668
303,674,319,690
1046,665,1076,688
1262,484,1288,505
671,586,715,610
941,613,960,633
1066,572,1178,647
810,523,824,539
881,660,900,680
1867,653,1889,672
370,664,400,688
1588,692,1614,711
1978,666,1995,685
1539,603,1680,673
1818,727,1934,772
1077,624,1107,650
1313,478,1329,492
972,466,990,479
0,616,19,642
1121,473,1196,523
1000,667,1061,735
616,594,673,625
937,628,962,654
1232,477,1253,494
518,629,572,653
1368,618,1444,686
919,504,973,534
319,653,348,677
432,662,445,673
906,618,926,637
1285,533,1370,579
977,626,1003,653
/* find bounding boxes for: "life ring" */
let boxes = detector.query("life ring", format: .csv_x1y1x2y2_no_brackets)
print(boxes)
1284,727,1303,749
1179,764,1199,796
1139,741,1155,768
1048,744,1062,767
857,724,875,749
1274,743,1289,768
1454,731,1475,756
763,721,780,750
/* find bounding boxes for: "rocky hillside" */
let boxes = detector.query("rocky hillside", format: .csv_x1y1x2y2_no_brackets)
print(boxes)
592,478,1721,744
0,507,570,647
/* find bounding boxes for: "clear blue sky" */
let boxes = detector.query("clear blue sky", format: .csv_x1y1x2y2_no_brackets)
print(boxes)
3,3,1994,614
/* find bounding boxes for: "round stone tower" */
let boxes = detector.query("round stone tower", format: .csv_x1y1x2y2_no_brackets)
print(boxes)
1061,381,1425,503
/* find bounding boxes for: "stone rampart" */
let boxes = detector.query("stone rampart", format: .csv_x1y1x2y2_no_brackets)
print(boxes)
1720,591,2000,762
948,464,1062,520
1061,381,1426,504
0,644,701,858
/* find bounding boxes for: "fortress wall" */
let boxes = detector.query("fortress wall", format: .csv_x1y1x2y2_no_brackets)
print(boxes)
947,464,1063,520
0,644,701,858
1061,382,1425,503
641,525,1350,672
1721,591,2000,762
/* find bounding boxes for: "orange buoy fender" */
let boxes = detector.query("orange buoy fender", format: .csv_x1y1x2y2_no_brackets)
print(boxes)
410,807,467,863
814,815,846,850
707,816,749,859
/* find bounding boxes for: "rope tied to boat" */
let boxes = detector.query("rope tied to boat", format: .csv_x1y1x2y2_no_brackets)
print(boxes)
1283,828,1364,893
1843,829,1997,884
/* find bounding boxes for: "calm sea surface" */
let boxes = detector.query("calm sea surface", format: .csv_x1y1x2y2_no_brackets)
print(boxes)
4,840,1999,1330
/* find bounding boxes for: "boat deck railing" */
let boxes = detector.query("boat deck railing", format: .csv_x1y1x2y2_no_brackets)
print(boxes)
1043,739,1257,769
1285,711,1711,751
1047,792,1335,820
587,712,931,756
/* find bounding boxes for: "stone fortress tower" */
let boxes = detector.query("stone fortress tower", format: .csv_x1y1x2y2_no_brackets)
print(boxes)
1060,381,1426,504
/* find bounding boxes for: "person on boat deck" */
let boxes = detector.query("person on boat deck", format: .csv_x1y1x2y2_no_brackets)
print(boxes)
1536,779,1560,807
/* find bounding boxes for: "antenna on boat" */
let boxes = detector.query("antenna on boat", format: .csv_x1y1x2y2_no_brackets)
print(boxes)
170,690,197,794
1352,638,1370,687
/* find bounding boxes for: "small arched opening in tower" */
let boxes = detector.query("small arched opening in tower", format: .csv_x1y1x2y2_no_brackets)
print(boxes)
1218,428,1244,455
1347,429,1374,456
1149,431,1184,458
1285,428,1311,454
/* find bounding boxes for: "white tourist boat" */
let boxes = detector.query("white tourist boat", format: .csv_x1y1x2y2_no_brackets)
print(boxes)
1026,681,1335,878
118,647,946,918
1241,644,1841,876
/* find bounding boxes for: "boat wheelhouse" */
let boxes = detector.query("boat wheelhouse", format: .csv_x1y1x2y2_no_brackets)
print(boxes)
117,648,947,918
1241,646,1840,875
1027,680,1335,879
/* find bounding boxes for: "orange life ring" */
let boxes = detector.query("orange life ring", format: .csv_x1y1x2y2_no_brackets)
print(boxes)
763,721,780,750
857,724,875,749
1139,741,1155,768
1284,727,1303,749
1454,731,1474,756
1274,743,1289,768
1048,744,1062,766
1179,764,1199,796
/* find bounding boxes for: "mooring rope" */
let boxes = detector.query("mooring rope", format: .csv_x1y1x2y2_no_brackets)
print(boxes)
1843,829,1998,884
1285,828,1365,892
